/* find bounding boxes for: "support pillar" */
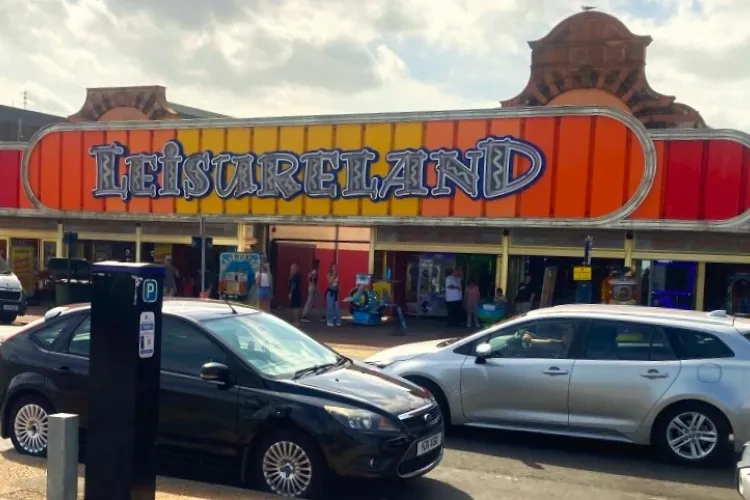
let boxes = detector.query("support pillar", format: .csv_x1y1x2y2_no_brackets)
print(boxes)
368,227,376,274
498,231,510,293
56,221,64,258
135,225,143,262
696,262,706,311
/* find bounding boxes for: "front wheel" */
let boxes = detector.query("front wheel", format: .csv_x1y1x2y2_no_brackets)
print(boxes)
10,395,54,457
653,403,732,467
254,429,326,498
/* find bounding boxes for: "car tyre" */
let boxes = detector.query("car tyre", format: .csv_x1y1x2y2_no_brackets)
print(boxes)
407,377,451,428
0,313,16,325
653,402,732,467
9,394,54,457
254,429,326,499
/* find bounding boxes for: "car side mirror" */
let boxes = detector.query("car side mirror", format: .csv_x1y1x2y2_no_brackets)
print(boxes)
475,343,492,360
200,362,231,384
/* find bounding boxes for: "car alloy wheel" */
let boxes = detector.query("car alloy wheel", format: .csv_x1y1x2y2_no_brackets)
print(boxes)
13,403,49,455
665,411,718,461
262,440,313,497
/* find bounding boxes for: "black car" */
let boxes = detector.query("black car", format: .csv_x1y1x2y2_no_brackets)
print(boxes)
0,300,444,498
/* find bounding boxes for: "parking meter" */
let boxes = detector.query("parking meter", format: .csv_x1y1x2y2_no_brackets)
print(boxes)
85,262,164,500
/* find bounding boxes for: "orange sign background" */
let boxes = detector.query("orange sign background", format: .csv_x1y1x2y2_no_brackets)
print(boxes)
21,111,647,221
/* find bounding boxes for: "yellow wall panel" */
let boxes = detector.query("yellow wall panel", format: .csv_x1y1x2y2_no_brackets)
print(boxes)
332,124,362,216
277,126,305,216
224,128,252,215
390,122,423,216
252,127,278,215
305,125,334,216
361,123,392,216
175,129,200,214
200,128,226,214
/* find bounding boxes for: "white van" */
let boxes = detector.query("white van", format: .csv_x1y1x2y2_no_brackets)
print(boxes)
0,257,26,324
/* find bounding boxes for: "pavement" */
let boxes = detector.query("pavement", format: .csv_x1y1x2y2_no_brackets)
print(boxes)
0,309,743,499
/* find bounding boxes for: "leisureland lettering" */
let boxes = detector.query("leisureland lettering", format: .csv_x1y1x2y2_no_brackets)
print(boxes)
90,135,546,202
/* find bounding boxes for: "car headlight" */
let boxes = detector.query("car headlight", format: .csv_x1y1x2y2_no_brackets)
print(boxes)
324,405,400,433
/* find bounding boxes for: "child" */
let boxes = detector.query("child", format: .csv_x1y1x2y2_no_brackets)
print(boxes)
494,287,508,305
465,280,481,328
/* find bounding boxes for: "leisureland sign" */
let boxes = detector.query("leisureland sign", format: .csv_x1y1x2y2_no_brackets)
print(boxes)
90,136,546,202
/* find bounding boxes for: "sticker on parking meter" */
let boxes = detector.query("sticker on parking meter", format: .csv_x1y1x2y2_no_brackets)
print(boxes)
139,311,155,359
143,279,158,304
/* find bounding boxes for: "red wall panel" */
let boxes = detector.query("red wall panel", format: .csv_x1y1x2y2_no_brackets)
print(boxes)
662,141,703,219
0,150,22,208
702,140,744,220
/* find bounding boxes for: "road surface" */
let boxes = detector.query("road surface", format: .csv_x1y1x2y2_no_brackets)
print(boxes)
0,325,19,339
0,429,739,499
0,323,741,499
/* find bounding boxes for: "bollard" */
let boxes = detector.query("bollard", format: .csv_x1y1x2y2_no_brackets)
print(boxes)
47,413,79,500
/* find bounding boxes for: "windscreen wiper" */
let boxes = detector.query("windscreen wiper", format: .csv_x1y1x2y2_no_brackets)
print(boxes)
293,363,337,380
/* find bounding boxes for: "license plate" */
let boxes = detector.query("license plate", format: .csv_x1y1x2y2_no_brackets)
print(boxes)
2,305,18,312
416,433,442,456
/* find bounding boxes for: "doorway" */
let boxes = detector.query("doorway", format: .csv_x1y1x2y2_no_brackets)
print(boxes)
508,255,624,306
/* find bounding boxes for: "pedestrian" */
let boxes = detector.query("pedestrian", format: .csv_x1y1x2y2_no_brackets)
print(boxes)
444,269,463,327
256,263,273,312
514,274,535,315
301,259,320,323
464,279,481,328
163,255,180,298
326,263,341,327
494,287,508,305
288,263,302,326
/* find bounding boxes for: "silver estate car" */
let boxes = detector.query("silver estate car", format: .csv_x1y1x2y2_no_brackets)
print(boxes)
366,304,750,466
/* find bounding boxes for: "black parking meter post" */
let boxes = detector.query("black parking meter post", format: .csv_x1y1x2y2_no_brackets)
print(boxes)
84,262,164,500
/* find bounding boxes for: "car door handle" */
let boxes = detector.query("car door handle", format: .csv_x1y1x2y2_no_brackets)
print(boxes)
55,366,71,373
543,367,569,376
641,369,669,379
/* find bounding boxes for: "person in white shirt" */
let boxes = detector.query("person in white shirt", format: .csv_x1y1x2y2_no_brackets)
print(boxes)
445,269,463,327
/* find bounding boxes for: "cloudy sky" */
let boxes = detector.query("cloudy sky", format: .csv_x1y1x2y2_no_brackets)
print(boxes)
0,0,748,130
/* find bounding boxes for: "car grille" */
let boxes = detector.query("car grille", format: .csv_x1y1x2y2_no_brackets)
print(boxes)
401,405,442,429
397,448,442,477
0,290,21,301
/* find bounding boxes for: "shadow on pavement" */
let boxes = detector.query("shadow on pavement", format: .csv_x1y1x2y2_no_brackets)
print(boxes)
445,426,736,491
1,449,470,500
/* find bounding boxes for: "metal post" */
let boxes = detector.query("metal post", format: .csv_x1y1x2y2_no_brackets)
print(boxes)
47,413,79,500
200,217,206,294
135,224,143,262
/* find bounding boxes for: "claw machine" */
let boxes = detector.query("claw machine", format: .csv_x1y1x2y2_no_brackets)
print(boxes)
405,253,456,317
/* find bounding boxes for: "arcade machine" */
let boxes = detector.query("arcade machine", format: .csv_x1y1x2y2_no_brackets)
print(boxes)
405,253,455,317
607,272,638,305
346,272,407,331
726,273,750,317
648,261,696,309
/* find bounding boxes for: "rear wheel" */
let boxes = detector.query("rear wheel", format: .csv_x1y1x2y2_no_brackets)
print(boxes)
10,395,53,457
0,313,17,325
653,402,732,467
254,429,326,499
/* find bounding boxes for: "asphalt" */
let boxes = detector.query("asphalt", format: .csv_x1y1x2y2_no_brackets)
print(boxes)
0,315,743,499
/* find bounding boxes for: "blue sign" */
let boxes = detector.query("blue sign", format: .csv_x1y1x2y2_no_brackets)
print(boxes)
143,279,158,303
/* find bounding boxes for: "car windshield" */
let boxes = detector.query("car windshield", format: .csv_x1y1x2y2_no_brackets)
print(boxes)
201,312,341,378
0,257,10,275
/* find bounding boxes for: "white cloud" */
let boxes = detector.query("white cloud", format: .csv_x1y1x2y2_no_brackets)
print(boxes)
0,0,747,131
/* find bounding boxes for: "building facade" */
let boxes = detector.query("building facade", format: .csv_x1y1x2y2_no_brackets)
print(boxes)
0,11,749,314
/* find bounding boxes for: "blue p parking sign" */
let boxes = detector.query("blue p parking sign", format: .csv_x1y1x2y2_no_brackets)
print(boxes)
143,279,159,304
